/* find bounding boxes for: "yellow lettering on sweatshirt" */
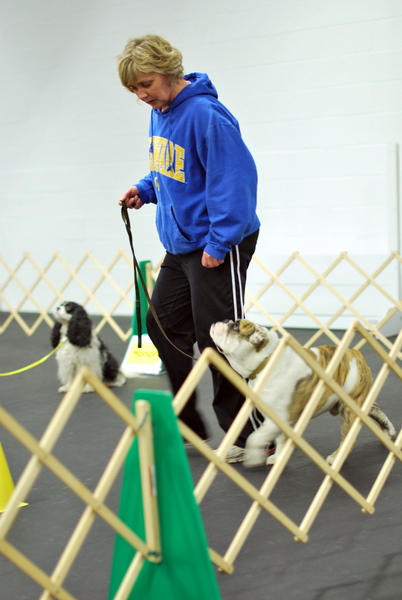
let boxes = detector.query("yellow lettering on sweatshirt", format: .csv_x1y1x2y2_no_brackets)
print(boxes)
149,136,185,183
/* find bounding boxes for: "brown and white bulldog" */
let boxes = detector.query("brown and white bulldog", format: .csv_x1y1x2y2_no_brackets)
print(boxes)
210,319,396,467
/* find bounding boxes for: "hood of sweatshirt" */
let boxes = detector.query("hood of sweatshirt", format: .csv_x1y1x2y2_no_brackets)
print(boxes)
136,72,260,259
154,72,218,114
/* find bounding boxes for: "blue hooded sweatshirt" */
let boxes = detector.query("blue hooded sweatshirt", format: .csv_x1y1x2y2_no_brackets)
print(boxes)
135,72,260,260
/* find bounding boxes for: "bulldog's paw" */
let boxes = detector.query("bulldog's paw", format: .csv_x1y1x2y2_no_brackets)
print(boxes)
243,446,267,468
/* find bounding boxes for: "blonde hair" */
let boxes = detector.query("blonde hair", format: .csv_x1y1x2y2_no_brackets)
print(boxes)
117,34,184,91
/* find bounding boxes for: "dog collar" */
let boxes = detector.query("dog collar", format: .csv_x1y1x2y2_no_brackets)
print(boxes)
248,356,270,380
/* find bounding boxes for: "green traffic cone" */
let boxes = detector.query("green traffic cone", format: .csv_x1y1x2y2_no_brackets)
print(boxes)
131,260,152,337
108,389,221,600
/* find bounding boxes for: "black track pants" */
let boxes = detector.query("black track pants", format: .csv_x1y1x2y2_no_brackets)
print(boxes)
146,230,262,447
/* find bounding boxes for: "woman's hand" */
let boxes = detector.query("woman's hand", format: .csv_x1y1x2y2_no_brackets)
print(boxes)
202,251,224,268
118,186,143,209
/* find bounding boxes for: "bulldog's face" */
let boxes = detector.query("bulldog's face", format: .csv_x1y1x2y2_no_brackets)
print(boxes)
210,319,279,378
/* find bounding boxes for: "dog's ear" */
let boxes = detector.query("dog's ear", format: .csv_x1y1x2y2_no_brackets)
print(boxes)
250,326,270,352
67,306,93,347
50,322,62,348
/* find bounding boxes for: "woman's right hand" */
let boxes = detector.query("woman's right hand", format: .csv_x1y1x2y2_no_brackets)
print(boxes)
118,186,143,209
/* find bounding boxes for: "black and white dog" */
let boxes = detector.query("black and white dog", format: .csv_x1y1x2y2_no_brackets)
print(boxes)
51,301,126,393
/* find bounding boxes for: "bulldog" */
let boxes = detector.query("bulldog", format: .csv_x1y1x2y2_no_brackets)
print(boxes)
210,319,396,467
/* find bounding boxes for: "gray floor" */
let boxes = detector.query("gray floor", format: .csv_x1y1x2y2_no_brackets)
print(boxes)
0,316,401,600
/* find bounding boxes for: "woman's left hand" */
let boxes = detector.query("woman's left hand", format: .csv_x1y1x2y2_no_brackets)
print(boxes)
202,251,224,268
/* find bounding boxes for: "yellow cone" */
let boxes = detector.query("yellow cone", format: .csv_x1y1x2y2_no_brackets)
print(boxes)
0,443,28,513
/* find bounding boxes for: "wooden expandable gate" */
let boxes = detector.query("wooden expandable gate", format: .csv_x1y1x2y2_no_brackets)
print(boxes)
2,250,402,353
0,372,161,600
0,320,401,599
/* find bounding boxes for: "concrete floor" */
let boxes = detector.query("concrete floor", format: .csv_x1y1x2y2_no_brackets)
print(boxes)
0,316,401,600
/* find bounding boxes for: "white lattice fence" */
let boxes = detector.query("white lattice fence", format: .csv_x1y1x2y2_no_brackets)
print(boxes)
0,250,138,341
1,250,402,352
1,320,401,598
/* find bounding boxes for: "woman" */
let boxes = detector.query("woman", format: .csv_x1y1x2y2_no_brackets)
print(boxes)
117,34,267,462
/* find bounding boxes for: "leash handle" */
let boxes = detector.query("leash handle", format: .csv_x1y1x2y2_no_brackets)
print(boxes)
121,202,195,361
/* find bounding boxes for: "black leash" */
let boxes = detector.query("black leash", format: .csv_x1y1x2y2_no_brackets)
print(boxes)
121,202,143,347
121,202,195,360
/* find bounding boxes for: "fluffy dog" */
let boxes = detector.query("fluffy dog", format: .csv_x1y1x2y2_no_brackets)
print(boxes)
51,301,126,393
210,319,396,467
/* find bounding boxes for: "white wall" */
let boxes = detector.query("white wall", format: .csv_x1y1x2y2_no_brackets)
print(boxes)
1,0,402,325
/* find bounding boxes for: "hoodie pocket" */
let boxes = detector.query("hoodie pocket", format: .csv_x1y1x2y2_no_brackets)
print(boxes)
170,206,194,242
156,204,198,253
